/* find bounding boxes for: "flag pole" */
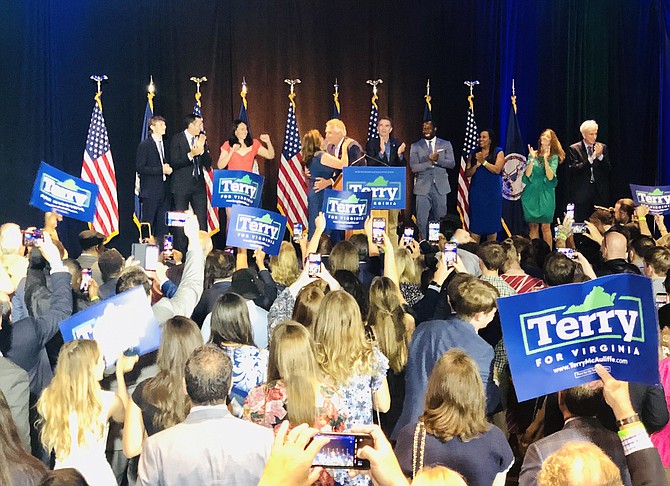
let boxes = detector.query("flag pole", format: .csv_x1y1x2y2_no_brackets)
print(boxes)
90,74,108,110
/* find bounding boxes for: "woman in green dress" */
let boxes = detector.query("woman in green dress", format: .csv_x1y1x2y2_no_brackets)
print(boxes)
521,129,565,249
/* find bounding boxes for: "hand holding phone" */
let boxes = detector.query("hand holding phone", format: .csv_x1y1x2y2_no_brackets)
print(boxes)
311,432,373,469
80,268,92,293
22,229,44,247
372,218,386,245
402,227,415,246
428,221,440,242
443,242,458,267
566,203,575,220
293,223,303,243
307,253,321,278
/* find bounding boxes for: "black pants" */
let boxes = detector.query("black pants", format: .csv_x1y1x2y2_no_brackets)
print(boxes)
172,189,208,252
140,194,171,240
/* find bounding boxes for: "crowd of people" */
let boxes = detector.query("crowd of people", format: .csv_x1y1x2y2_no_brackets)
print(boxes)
0,113,668,486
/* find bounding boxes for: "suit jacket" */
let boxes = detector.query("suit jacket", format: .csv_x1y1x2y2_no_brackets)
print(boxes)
138,406,273,486
365,136,406,167
566,141,611,207
627,447,666,486
519,416,631,486
391,317,501,439
169,132,212,195
410,137,455,195
136,136,169,198
0,271,72,397
0,356,30,451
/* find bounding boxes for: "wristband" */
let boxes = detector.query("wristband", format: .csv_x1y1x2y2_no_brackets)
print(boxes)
617,413,640,428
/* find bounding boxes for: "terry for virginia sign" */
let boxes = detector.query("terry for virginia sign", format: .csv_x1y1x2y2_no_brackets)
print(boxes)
498,274,659,401
226,206,287,256
342,167,405,209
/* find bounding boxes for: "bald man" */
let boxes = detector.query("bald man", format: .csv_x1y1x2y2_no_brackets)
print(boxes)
596,227,641,276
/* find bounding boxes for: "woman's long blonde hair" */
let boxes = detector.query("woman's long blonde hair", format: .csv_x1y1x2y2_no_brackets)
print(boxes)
269,241,300,286
395,248,421,284
268,321,320,426
420,349,490,442
368,277,412,373
312,290,376,385
37,340,104,460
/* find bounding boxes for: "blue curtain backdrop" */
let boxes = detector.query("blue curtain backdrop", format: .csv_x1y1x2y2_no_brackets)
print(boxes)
0,0,668,253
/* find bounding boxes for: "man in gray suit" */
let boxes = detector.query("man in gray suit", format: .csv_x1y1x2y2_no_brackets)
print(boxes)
519,384,631,486
138,345,273,486
410,120,455,240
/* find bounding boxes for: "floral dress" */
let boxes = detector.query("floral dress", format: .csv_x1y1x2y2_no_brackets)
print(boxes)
220,344,268,416
243,379,347,433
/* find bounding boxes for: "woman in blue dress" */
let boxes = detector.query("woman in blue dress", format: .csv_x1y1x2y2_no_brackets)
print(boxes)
301,130,338,239
465,129,506,242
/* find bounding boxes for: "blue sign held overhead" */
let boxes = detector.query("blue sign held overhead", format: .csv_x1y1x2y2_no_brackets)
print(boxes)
630,184,670,215
498,274,659,402
322,189,372,230
59,286,161,367
29,161,99,222
212,170,264,208
343,167,406,209
226,205,287,256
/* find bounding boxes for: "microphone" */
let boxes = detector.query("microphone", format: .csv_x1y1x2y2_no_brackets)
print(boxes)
363,152,393,167
349,154,368,166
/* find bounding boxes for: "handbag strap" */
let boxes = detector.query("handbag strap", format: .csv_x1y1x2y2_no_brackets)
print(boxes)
412,421,426,479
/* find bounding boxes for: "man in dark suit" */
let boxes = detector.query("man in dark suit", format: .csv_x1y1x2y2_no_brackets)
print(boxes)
566,120,611,222
136,115,172,240
138,345,273,485
520,384,631,486
366,117,407,244
410,120,455,240
170,114,212,250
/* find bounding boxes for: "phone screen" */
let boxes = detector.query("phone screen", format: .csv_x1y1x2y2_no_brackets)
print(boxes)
312,433,373,469
307,253,321,278
556,247,576,259
656,293,667,309
572,223,586,234
165,211,188,227
566,203,575,220
80,268,92,293
163,235,174,261
428,222,440,242
293,223,303,243
443,242,458,266
372,218,386,245
403,227,414,245
22,229,44,247
144,245,159,271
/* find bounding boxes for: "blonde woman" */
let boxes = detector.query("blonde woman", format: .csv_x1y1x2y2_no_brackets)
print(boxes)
395,245,423,306
243,321,346,432
367,276,415,437
37,340,136,486
254,242,300,306
394,349,513,485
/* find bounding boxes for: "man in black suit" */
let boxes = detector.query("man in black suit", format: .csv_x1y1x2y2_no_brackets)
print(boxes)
566,120,611,222
365,117,407,244
170,114,212,250
137,115,172,240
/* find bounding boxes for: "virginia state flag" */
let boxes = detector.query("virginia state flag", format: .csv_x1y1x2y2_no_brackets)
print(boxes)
501,95,528,237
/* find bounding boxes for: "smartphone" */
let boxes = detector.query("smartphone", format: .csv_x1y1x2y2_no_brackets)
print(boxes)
443,242,458,266
566,203,575,220
312,432,373,469
428,221,440,242
403,227,415,245
22,229,44,247
307,253,321,278
553,226,559,239
556,247,576,259
165,211,188,227
163,234,174,261
80,268,92,293
140,222,152,242
656,293,667,309
293,223,303,243
372,218,386,245
572,223,586,234
132,244,160,271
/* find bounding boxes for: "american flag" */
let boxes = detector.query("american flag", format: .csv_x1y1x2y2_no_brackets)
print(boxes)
81,96,119,241
193,96,220,235
457,100,478,231
277,97,307,234
366,93,379,143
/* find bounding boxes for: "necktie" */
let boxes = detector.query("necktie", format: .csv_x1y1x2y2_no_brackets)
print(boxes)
158,140,166,181
428,139,434,153
587,145,595,183
191,136,200,178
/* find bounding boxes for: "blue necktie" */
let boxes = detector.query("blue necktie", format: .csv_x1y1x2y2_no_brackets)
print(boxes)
191,136,200,178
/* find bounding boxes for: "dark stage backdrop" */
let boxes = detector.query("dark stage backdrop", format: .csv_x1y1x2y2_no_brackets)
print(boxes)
0,0,668,254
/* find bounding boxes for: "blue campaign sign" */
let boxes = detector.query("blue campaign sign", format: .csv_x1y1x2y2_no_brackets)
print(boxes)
630,184,670,215
212,170,264,208
59,286,161,367
498,274,659,402
322,189,372,230
29,161,99,222
342,167,406,209
226,205,287,256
